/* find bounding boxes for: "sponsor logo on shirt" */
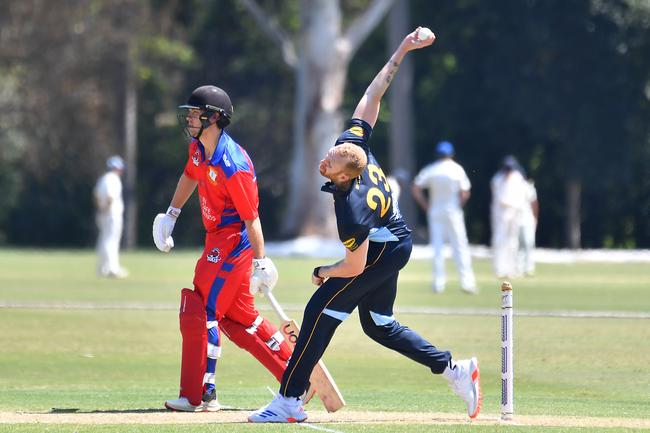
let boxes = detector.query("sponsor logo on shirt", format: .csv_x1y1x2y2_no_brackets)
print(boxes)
343,238,357,250
348,126,364,137
200,196,217,222
192,150,201,166
207,248,221,263
222,154,231,167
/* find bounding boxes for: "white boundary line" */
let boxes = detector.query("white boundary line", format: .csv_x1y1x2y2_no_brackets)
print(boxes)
1,301,648,319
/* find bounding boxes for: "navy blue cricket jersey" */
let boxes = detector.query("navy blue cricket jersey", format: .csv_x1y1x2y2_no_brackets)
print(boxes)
320,118,411,251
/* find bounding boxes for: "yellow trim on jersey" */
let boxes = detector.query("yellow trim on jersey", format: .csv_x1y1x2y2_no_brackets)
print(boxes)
342,238,357,250
348,126,364,137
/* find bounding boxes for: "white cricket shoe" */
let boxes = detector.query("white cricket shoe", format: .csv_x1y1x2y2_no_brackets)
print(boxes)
432,284,445,294
164,396,221,412
446,357,482,418
248,394,308,423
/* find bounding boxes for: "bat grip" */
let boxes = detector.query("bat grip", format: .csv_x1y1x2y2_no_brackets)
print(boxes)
265,291,290,322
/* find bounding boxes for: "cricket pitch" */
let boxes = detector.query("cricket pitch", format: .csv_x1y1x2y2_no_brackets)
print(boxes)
1,410,648,429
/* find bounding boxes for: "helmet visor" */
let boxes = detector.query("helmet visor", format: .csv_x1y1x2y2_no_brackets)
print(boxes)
177,107,203,138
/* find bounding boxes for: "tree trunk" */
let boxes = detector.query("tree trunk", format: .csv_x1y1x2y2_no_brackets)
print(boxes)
565,178,581,249
123,41,138,249
387,1,417,228
282,0,347,238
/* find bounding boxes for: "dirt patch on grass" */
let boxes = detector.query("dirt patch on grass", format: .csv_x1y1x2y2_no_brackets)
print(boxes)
1,410,648,428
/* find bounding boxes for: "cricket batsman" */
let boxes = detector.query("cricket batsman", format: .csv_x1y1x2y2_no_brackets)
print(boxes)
249,27,481,423
153,85,295,412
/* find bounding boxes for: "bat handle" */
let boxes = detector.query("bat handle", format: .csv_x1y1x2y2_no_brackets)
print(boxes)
265,291,290,322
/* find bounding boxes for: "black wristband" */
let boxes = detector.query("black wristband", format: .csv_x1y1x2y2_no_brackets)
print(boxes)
313,266,322,279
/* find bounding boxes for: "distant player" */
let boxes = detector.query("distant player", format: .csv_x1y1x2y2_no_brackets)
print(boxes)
518,177,539,276
94,155,128,278
249,28,481,423
490,155,528,278
153,85,296,412
412,140,478,294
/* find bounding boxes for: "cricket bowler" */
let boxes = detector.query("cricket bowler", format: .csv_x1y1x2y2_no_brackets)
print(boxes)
249,27,481,423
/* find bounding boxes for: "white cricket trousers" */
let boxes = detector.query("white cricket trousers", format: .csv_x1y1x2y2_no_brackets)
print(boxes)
428,209,476,291
491,206,522,278
518,219,536,275
96,213,123,276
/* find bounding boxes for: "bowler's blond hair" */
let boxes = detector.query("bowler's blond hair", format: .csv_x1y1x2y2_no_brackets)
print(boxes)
336,142,367,178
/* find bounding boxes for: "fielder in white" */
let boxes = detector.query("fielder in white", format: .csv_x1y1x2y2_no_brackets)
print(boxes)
518,178,539,276
412,141,477,294
93,155,128,278
490,155,528,279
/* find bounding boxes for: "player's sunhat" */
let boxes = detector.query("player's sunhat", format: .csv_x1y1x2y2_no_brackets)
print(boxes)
436,141,455,157
106,155,125,171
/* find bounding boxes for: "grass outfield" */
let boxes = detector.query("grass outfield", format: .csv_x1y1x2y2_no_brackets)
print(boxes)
0,248,649,432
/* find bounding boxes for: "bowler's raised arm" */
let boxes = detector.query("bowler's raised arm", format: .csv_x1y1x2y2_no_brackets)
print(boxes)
352,27,435,128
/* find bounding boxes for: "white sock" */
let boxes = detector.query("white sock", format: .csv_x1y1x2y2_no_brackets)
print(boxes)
442,360,458,382
279,394,302,407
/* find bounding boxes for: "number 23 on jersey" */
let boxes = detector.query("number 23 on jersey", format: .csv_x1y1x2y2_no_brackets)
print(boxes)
365,164,392,217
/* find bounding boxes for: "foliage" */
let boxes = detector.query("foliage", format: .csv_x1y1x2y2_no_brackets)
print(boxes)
0,0,649,247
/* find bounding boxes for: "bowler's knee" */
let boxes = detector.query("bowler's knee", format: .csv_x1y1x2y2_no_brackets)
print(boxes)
360,310,397,341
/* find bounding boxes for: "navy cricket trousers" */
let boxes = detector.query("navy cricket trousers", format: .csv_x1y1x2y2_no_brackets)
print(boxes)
280,235,452,398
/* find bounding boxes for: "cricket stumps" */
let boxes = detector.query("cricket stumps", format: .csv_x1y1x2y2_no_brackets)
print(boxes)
501,281,514,421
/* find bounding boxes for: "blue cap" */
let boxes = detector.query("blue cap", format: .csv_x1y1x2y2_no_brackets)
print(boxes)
106,155,125,171
436,141,454,157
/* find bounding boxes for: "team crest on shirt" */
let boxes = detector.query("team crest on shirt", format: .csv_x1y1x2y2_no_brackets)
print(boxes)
343,238,357,250
207,248,221,264
207,166,218,184
348,126,364,137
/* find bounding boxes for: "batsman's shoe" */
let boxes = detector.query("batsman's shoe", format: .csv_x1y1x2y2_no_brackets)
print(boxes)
164,396,220,412
202,387,221,412
447,357,481,418
248,394,307,423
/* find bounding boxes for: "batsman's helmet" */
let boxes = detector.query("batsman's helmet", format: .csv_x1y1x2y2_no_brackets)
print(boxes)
178,85,233,137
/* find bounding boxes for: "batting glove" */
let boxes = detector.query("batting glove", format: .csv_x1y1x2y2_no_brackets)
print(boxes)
250,257,278,294
249,274,264,295
152,206,181,253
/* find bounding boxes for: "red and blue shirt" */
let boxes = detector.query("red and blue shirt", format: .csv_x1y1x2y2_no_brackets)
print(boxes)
184,132,258,233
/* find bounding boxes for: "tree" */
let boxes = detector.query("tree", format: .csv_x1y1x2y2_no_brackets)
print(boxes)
387,1,417,228
0,0,196,246
239,0,395,237
410,0,650,249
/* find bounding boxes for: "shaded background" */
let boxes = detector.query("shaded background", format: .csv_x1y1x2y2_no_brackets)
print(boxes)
1,0,648,249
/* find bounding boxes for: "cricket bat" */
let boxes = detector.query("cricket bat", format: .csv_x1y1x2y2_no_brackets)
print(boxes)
265,291,345,412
